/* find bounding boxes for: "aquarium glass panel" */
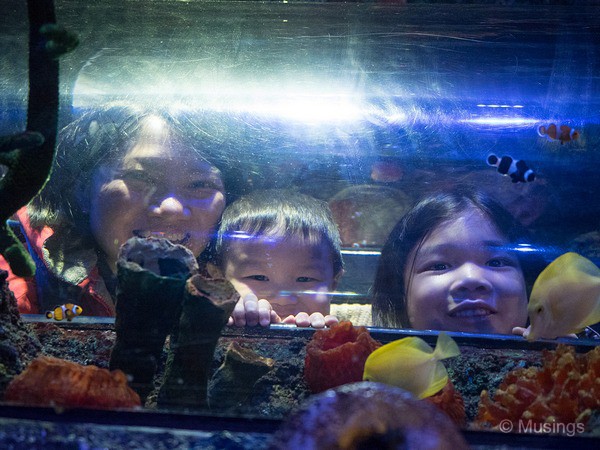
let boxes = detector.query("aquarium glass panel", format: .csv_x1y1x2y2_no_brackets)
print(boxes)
1,0,600,439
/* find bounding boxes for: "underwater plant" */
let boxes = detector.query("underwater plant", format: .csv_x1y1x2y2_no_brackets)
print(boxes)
0,0,77,277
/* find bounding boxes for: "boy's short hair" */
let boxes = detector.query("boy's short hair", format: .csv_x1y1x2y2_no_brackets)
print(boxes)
216,189,343,275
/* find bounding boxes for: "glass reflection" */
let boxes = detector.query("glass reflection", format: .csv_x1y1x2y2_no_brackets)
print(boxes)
1,2,600,446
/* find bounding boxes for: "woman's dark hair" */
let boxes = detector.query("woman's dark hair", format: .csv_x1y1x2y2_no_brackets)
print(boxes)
371,186,538,328
215,189,344,276
28,102,244,252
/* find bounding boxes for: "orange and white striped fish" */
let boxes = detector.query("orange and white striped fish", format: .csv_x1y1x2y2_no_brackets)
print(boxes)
538,123,579,144
45,303,83,321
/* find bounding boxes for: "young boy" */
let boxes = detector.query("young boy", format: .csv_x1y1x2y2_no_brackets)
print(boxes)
215,189,344,328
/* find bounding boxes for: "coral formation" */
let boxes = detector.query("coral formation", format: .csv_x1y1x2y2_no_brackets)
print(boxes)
0,270,42,394
157,270,238,409
425,380,466,427
4,355,140,409
304,321,381,393
109,237,199,401
269,381,469,450
208,341,275,409
476,344,600,431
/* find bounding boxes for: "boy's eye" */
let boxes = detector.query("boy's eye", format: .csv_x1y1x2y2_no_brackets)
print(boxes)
245,275,269,282
427,263,449,271
296,276,319,283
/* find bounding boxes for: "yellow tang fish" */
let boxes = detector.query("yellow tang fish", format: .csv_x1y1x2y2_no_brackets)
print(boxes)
45,303,83,321
524,252,600,341
363,332,460,399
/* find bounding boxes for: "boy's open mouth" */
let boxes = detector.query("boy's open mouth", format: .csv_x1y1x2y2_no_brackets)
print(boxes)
133,230,191,246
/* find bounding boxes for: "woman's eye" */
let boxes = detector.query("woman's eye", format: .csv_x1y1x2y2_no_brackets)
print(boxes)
121,170,155,185
246,275,269,282
187,181,223,198
296,276,318,283
188,179,224,192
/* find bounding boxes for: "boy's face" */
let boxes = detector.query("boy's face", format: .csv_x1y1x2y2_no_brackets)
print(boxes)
404,208,528,334
89,119,225,271
223,235,340,318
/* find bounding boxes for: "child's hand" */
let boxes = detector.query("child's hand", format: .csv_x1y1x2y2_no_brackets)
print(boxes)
512,326,578,339
281,312,339,329
511,326,528,337
227,293,279,327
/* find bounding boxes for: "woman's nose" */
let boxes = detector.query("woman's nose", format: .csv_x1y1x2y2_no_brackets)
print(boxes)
450,263,493,295
150,195,191,217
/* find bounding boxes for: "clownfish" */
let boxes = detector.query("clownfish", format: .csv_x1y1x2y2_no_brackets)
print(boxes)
45,303,83,321
363,333,460,399
523,252,600,341
538,123,579,144
487,154,535,183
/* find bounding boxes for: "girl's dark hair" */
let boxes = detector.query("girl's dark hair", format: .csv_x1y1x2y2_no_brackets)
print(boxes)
215,189,344,275
371,186,538,328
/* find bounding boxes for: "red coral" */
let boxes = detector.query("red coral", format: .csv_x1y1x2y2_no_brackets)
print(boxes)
476,344,600,432
426,380,466,427
304,321,381,393
4,355,141,409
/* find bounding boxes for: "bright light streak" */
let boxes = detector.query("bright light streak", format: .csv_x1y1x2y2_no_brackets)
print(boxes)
461,117,539,126
341,250,381,256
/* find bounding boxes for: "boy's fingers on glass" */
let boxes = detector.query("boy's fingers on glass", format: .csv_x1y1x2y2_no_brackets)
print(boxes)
240,293,260,326
324,315,339,327
294,312,312,328
242,292,259,305
281,315,297,325
231,297,249,326
258,299,273,327
271,310,282,324
309,312,325,329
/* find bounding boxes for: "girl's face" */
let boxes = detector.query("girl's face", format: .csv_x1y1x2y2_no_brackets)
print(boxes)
404,207,528,334
88,118,226,271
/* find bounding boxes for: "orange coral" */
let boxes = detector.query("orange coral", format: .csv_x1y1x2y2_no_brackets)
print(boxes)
426,380,466,427
304,321,381,393
4,355,141,409
476,344,600,431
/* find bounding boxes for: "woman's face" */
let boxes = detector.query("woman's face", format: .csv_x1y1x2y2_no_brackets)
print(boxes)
404,207,528,334
88,117,226,271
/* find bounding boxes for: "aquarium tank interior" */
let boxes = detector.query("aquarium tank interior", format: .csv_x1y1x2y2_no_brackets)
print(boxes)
1,0,600,448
